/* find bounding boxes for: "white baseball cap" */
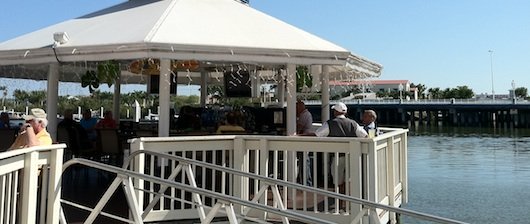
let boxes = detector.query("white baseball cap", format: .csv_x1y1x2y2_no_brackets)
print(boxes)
331,102,348,113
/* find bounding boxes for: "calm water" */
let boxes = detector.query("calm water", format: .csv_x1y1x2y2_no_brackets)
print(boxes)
402,127,530,224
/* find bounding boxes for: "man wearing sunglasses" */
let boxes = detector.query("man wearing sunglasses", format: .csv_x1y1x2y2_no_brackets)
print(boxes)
8,108,52,149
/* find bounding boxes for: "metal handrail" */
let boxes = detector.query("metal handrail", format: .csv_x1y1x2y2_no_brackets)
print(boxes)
62,158,337,224
124,150,467,224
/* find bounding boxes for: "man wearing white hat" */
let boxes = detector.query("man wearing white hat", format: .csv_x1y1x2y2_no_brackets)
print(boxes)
313,102,367,202
8,108,52,149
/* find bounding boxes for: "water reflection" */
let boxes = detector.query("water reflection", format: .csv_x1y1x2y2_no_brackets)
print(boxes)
402,126,530,224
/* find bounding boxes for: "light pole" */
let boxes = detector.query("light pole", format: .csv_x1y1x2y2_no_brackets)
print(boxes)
398,83,404,100
488,50,495,101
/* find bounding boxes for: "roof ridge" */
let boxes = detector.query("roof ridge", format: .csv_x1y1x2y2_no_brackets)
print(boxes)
144,0,181,43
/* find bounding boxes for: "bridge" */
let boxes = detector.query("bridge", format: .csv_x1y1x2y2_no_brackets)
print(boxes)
304,99,530,128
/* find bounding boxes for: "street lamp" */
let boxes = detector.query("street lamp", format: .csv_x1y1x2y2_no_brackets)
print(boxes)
398,83,404,100
488,50,495,101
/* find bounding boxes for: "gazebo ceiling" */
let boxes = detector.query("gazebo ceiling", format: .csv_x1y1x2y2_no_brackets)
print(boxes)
0,0,382,84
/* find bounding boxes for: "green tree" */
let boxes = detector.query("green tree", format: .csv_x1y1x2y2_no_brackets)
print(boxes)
28,90,47,106
173,95,199,110
515,87,527,98
13,89,29,105
411,83,427,99
442,86,474,99
296,66,312,92
427,87,442,99
453,86,474,98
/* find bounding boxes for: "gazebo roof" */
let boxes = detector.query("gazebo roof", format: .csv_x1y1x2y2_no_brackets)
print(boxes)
0,0,382,83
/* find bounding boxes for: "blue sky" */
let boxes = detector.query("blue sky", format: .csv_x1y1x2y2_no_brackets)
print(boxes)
1,0,529,96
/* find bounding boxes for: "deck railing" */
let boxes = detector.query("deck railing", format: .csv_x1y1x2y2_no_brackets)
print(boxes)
0,144,65,224
128,128,408,223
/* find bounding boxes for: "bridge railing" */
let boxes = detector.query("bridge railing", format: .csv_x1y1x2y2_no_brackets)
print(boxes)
128,128,408,223
0,144,65,224
305,98,527,105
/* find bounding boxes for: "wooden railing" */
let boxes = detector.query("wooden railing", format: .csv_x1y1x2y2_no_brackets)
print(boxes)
0,144,65,224
128,128,408,223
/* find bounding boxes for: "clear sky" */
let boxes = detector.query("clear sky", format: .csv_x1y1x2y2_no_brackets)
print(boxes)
1,0,529,96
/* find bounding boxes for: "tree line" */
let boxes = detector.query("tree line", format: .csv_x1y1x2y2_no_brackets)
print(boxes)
334,83,528,100
1,89,200,118
1,83,529,117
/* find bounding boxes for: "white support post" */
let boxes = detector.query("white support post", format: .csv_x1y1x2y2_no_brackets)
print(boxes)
310,65,322,92
158,59,171,137
47,62,60,141
286,64,297,202
286,64,297,136
321,65,331,122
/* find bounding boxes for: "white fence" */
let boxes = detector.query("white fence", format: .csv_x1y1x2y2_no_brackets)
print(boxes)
0,144,65,224
128,128,408,223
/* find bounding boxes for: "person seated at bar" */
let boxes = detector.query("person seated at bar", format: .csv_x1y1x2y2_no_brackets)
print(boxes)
96,110,117,129
0,112,10,129
8,108,52,149
80,109,98,141
58,109,92,151
175,106,201,131
216,112,245,134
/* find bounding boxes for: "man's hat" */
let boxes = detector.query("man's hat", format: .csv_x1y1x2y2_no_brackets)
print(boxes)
331,102,348,113
23,108,47,120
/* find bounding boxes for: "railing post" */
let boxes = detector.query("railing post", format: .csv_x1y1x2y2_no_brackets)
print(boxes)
349,140,363,218
401,132,409,204
20,151,39,224
232,137,246,213
47,148,64,224
130,139,145,211
258,138,269,219
365,138,378,223
387,136,396,224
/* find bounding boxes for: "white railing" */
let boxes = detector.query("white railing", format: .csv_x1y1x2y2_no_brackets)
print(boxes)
128,128,408,224
0,144,65,224
59,150,466,224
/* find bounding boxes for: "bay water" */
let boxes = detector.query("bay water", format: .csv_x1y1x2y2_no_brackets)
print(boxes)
402,126,530,224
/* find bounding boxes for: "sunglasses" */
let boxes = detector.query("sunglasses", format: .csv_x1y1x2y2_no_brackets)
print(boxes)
26,119,41,124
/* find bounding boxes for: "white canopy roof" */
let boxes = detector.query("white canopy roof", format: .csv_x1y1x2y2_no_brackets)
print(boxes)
0,0,381,82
